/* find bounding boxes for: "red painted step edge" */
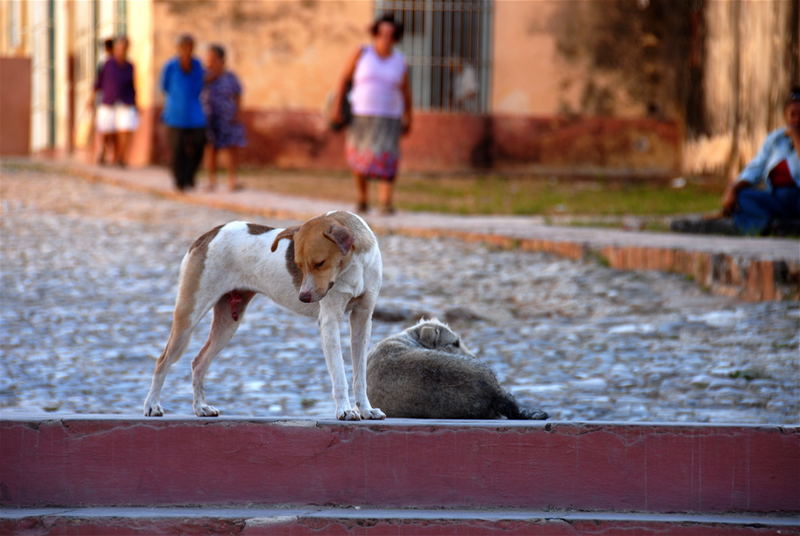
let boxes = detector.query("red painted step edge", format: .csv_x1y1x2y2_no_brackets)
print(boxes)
1,416,797,513
3,508,799,536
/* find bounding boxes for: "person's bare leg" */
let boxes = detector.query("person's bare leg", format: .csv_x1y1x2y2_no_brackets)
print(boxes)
101,133,115,165
116,131,131,166
379,179,395,214
109,133,119,167
205,146,218,191
95,130,105,164
226,147,240,190
353,173,368,212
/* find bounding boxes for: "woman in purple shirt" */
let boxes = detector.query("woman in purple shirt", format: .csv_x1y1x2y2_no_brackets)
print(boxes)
201,44,246,191
92,36,138,167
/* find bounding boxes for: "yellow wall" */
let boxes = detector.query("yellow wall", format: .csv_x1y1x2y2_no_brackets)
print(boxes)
0,0,29,56
126,0,154,108
150,0,373,110
491,0,646,118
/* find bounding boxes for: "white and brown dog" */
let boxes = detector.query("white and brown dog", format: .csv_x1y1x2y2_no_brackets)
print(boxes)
143,211,385,421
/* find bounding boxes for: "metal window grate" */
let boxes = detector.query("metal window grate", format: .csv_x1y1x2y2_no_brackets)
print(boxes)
376,0,492,114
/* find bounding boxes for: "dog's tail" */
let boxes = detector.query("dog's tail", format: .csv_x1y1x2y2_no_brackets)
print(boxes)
493,392,548,420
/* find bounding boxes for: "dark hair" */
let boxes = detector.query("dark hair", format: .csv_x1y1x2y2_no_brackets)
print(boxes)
177,33,194,47
370,13,404,42
787,86,800,106
103,38,114,53
209,43,225,61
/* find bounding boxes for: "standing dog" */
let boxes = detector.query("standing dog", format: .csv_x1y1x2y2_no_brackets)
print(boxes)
143,211,386,421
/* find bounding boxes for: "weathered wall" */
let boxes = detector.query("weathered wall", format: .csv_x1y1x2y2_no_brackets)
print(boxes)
491,1,644,118
0,57,31,155
143,0,680,173
11,0,760,174
124,0,155,166
146,0,374,170
684,0,797,180
150,0,372,111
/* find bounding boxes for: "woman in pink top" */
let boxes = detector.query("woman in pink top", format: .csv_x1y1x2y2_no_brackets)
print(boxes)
334,14,413,215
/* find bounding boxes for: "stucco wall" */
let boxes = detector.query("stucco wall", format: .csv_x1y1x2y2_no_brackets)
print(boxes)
683,0,796,179
491,1,646,118
0,57,31,155
150,0,373,111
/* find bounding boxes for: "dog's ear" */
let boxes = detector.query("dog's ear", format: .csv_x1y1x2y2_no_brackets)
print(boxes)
323,224,354,256
418,325,440,349
271,226,299,252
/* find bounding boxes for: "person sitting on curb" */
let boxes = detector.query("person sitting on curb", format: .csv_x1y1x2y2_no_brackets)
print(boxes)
673,87,800,236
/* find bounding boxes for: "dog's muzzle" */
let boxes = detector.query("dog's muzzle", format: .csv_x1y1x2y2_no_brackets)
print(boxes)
298,281,334,303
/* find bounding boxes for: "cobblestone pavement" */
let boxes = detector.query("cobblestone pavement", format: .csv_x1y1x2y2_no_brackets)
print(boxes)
2,167,798,423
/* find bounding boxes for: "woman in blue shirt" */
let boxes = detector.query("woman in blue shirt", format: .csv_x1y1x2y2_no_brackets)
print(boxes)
160,34,206,191
722,87,800,235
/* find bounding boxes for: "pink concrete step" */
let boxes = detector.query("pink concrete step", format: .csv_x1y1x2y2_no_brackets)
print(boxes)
2,507,798,535
2,415,797,515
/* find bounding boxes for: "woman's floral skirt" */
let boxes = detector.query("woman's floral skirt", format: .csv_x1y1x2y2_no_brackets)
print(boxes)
346,115,402,181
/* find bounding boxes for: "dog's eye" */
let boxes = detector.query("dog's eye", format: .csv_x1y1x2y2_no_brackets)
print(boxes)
314,260,325,269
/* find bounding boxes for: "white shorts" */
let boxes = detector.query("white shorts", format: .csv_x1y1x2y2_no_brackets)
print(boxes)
96,103,139,133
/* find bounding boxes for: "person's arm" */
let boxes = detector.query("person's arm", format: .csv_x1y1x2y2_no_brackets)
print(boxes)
88,63,103,109
401,69,413,136
721,180,750,216
130,63,137,109
721,132,775,216
232,74,243,124
333,46,362,122
196,62,206,98
159,62,169,94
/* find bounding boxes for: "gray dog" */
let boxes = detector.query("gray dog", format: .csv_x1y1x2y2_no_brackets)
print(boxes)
366,319,548,420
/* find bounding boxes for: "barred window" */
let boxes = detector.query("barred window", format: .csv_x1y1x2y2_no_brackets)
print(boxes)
376,0,493,113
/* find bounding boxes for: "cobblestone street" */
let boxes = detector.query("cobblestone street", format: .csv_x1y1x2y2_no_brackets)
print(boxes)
1,167,798,422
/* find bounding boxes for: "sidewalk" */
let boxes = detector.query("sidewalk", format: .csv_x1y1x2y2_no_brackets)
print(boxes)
29,159,800,301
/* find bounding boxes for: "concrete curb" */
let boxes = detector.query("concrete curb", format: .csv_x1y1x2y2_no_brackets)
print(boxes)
2,416,798,513
3,507,798,536
17,159,800,301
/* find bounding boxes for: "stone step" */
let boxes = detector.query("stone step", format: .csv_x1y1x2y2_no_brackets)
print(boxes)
2,507,798,536
2,415,797,514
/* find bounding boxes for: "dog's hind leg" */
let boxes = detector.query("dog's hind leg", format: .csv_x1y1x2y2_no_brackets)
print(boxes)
143,322,196,417
191,290,255,417
143,290,217,417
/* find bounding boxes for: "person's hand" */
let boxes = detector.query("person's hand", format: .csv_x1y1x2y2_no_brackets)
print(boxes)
402,115,412,136
721,186,738,217
332,106,344,126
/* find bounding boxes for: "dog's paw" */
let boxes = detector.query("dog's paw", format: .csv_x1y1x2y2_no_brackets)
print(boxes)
360,406,386,420
144,403,164,417
337,408,362,421
194,404,220,417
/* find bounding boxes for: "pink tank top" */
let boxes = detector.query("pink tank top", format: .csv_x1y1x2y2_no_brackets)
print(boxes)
349,46,406,119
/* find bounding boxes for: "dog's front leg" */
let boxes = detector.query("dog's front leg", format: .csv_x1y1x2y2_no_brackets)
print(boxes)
319,307,359,420
350,301,385,420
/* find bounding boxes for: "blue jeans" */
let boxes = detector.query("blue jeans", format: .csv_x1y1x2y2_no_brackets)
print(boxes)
734,186,800,235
